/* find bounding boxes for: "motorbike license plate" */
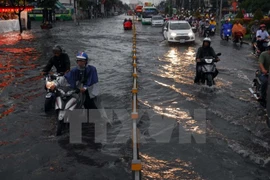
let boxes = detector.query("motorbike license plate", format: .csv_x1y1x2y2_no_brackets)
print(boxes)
46,92,52,98
180,39,185,43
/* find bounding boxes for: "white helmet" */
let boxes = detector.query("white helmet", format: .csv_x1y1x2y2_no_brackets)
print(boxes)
203,37,211,43
203,37,211,46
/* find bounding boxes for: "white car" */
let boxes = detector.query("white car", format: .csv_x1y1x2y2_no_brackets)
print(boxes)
151,15,164,26
163,20,195,44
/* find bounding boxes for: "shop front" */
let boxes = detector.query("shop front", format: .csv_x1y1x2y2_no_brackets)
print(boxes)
0,6,33,33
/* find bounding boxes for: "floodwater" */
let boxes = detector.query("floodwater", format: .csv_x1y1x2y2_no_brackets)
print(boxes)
0,15,270,180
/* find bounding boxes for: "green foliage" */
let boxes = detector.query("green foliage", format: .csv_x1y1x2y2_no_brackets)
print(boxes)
253,9,264,21
193,10,201,18
232,18,244,25
38,0,57,8
240,0,270,13
78,0,89,10
235,10,244,19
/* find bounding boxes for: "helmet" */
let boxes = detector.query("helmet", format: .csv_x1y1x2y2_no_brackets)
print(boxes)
52,45,63,53
203,37,211,45
211,17,214,20
76,52,88,62
260,24,266,28
254,20,259,23
76,52,88,70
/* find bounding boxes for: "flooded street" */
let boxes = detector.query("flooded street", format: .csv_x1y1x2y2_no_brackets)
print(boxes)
1,15,270,180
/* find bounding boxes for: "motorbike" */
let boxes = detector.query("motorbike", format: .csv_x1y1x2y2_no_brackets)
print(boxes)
46,80,82,136
209,24,216,36
249,70,263,101
248,70,270,127
221,28,232,41
204,24,211,37
123,21,132,30
233,31,244,45
199,53,222,87
191,21,198,33
253,39,269,57
44,73,63,113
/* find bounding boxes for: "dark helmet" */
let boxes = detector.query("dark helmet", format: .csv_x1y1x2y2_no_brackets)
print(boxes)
52,45,63,54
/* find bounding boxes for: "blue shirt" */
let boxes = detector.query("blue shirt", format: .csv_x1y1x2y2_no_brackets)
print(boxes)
256,30,269,40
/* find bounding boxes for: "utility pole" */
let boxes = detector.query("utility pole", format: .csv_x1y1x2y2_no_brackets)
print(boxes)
218,0,223,33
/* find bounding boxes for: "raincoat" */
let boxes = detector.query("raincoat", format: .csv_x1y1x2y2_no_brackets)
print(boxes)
222,22,233,31
54,65,99,100
232,23,246,37
124,21,132,28
210,20,216,26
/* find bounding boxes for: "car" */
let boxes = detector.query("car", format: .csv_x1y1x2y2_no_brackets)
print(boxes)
151,15,164,26
163,20,195,44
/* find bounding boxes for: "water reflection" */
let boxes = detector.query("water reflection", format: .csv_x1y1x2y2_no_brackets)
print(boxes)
0,32,35,46
141,153,203,179
0,43,40,118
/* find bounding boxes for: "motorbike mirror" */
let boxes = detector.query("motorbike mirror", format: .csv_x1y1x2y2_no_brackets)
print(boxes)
216,53,221,56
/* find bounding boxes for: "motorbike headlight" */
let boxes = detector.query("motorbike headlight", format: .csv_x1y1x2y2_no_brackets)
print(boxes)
46,81,55,89
170,32,177,37
188,32,193,36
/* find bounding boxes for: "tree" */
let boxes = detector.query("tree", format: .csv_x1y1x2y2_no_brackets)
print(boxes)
9,0,35,34
253,8,264,21
240,0,270,13
37,0,57,8
235,9,244,18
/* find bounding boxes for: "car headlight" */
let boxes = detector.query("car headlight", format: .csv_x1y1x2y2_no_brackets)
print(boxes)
171,32,177,37
188,32,193,36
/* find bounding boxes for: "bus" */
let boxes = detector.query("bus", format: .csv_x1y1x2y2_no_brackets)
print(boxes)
29,8,73,21
141,6,159,25
135,5,143,21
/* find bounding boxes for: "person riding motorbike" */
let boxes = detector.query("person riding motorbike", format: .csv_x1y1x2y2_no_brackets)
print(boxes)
209,18,216,35
124,19,132,30
250,20,260,54
221,19,233,37
199,18,205,36
194,37,220,84
256,24,270,53
232,20,246,43
258,42,270,107
209,18,216,26
48,52,99,109
41,45,70,75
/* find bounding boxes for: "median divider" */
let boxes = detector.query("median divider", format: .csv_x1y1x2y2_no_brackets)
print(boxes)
131,15,141,180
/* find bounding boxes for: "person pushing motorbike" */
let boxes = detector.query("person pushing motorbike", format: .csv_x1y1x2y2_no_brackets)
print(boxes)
194,37,220,84
48,52,99,109
41,45,70,75
258,42,270,107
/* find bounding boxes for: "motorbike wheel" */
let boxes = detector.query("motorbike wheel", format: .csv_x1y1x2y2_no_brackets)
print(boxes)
206,74,213,87
44,98,52,113
226,36,229,41
56,110,63,136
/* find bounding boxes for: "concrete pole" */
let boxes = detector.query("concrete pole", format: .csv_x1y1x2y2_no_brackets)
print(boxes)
218,0,223,32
